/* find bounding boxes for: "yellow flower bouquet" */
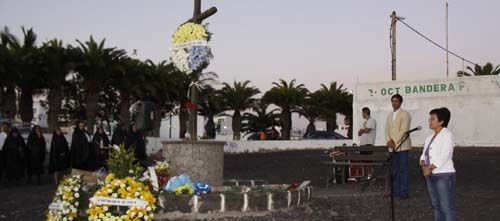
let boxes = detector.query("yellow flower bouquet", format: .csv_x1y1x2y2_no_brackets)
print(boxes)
170,22,213,73
173,183,195,196
171,22,210,44
87,174,157,221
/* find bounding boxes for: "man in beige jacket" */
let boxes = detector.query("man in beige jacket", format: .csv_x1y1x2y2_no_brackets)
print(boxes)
385,94,411,199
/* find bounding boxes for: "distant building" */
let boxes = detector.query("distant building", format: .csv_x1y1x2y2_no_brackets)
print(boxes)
353,75,500,147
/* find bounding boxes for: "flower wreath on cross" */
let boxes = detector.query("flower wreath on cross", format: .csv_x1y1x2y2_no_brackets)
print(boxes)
170,22,213,74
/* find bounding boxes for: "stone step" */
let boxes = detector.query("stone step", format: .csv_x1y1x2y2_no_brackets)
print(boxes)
223,179,267,187
157,186,313,215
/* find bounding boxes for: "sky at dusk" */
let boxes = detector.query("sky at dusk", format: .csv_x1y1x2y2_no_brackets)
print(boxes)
1,0,499,94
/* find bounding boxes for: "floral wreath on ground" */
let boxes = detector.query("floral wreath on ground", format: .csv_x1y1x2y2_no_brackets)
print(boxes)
46,175,83,221
87,174,157,221
170,22,213,73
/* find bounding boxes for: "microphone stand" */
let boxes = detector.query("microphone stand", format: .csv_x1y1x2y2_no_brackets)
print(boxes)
388,131,411,221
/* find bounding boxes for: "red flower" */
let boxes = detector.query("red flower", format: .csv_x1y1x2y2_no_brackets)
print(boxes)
287,183,298,191
183,101,197,110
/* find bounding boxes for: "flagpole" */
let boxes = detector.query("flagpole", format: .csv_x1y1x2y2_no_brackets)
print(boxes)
446,0,449,78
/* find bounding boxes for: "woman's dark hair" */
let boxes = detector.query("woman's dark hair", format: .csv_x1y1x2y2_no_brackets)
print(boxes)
53,127,62,135
129,124,138,133
31,125,41,133
9,127,19,136
362,107,371,115
391,94,403,103
430,107,451,127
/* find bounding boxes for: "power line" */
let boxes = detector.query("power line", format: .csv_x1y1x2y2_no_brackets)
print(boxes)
397,18,478,66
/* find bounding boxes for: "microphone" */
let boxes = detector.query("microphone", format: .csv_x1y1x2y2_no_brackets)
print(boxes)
405,126,422,134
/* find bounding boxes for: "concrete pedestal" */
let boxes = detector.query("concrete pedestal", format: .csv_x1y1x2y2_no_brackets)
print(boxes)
161,140,224,187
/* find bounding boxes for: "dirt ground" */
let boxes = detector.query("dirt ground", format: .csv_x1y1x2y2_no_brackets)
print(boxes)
224,147,500,221
1,147,499,220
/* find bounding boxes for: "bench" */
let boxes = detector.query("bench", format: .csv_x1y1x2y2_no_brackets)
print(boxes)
322,145,390,191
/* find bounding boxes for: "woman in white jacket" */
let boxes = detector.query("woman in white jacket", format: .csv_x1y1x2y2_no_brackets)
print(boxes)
420,107,455,221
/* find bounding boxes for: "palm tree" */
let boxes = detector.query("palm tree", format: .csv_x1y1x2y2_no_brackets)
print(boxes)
112,57,147,128
262,79,308,140
74,36,126,133
297,92,322,134
141,60,182,137
174,69,219,140
39,39,77,131
60,73,86,125
0,30,6,110
174,72,192,139
316,81,351,133
148,66,196,138
457,62,500,77
219,80,260,140
4,27,43,123
0,27,17,117
185,70,219,140
241,102,280,139
339,92,353,120
197,86,225,139
96,83,121,128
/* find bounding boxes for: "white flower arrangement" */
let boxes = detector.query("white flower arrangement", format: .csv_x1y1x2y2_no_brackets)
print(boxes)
112,145,120,152
46,175,83,221
170,22,213,74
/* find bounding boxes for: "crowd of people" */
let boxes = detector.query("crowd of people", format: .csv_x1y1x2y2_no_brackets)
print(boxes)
0,118,147,186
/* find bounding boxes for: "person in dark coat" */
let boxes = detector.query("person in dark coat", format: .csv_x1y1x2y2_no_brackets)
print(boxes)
111,123,128,149
49,127,70,185
70,121,91,171
127,124,147,164
26,125,46,184
3,128,26,185
92,126,110,168
0,122,10,183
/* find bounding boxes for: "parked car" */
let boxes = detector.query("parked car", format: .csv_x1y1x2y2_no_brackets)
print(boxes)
303,131,347,140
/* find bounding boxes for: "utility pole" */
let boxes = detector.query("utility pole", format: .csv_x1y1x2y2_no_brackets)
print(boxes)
390,11,398,81
446,0,449,78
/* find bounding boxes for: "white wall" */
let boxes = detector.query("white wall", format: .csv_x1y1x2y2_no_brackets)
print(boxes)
353,75,500,147
144,138,353,154
33,96,48,128
42,135,352,155
158,115,205,139
221,140,353,153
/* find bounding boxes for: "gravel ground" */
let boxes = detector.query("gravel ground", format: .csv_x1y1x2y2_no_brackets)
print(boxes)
1,147,499,220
